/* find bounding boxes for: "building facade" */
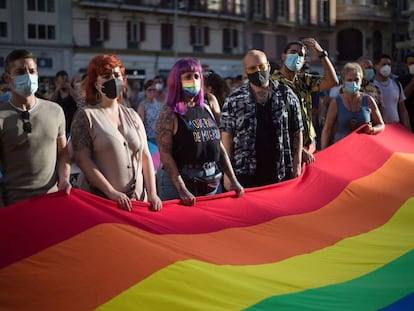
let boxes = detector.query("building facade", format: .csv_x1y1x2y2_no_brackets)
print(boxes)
0,0,74,79
0,0,410,86
71,0,246,84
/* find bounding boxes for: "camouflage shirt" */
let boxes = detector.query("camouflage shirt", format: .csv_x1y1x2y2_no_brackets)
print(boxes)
272,70,322,147
361,82,383,109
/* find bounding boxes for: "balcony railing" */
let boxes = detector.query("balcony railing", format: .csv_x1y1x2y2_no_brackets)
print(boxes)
336,3,393,21
78,0,245,18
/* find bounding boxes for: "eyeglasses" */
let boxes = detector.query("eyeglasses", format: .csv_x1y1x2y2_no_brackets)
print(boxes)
21,111,32,133
146,88,156,92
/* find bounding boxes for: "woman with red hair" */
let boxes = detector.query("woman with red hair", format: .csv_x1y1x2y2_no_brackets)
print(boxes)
70,54,161,212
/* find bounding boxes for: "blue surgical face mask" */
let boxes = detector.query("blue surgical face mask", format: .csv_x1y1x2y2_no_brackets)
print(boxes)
363,69,375,81
13,74,38,97
0,91,11,102
344,81,360,94
285,53,304,72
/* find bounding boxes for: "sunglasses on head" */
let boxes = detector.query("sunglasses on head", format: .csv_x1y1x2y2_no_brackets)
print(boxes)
21,111,32,133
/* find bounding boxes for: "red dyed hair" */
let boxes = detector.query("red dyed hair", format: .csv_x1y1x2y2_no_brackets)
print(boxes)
85,54,126,105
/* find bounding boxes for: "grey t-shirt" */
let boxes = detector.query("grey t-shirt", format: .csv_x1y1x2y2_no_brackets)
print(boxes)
0,98,66,205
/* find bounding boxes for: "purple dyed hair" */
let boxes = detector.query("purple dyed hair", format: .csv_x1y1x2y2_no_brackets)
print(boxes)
166,57,205,115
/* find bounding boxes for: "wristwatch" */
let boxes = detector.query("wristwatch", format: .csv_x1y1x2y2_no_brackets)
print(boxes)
318,50,328,58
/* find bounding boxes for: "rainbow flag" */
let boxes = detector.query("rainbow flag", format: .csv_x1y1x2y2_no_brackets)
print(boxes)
0,124,413,310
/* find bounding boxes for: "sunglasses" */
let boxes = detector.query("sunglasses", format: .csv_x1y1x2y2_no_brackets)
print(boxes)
21,111,32,133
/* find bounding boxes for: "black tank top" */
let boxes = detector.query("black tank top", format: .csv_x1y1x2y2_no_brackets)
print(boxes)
173,105,220,166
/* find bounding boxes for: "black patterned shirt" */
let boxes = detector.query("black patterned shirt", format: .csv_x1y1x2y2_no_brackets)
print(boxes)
220,80,303,182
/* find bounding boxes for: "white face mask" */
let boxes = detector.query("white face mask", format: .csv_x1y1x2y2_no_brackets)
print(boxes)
409,64,414,75
155,82,163,91
379,65,391,77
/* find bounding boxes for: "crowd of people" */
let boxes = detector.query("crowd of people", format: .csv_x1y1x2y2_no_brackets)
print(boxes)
0,40,412,210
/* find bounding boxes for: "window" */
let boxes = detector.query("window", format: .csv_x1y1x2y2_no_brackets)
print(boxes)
38,24,46,39
161,23,173,51
27,23,55,40
0,22,7,37
47,25,55,40
189,0,207,11
297,0,310,25
225,0,233,14
252,33,264,50
89,17,109,46
318,0,329,26
190,25,209,52
127,20,145,48
190,26,209,46
223,28,238,54
251,0,265,19
158,0,174,9
27,0,55,12
274,0,287,21
28,24,36,38
0,0,6,9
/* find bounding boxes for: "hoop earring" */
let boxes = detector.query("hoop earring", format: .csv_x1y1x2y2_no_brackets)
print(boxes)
95,91,101,103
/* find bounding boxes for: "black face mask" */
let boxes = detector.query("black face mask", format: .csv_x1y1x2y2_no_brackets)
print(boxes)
247,70,270,87
101,79,123,99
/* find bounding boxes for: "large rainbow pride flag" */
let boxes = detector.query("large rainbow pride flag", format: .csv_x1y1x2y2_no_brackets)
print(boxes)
0,124,413,311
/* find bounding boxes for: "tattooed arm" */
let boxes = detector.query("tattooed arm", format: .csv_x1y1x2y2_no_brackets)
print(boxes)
155,105,195,206
291,131,303,178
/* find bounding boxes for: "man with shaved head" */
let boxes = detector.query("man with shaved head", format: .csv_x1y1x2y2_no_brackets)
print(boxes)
220,49,303,189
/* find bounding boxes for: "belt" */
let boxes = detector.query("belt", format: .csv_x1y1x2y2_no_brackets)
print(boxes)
181,162,216,169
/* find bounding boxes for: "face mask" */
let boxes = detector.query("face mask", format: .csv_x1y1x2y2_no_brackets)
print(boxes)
247,69,270,87
363,69,375,81
379,65,391,77
0,91,11,102
101,78,123,99
182,80,201,97
409,64,414,75
285,53,304,72
344,81,360,94
13,74,38,97
155,82,164,91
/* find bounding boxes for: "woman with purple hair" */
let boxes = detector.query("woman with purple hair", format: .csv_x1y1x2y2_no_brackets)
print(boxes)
155,57,243,206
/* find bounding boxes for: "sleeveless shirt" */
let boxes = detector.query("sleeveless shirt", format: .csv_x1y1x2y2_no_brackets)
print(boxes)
335,95,370,142
173,105,220,166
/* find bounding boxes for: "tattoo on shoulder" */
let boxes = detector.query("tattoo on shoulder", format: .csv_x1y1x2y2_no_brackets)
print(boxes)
70,110,92,151
155,106,176,153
